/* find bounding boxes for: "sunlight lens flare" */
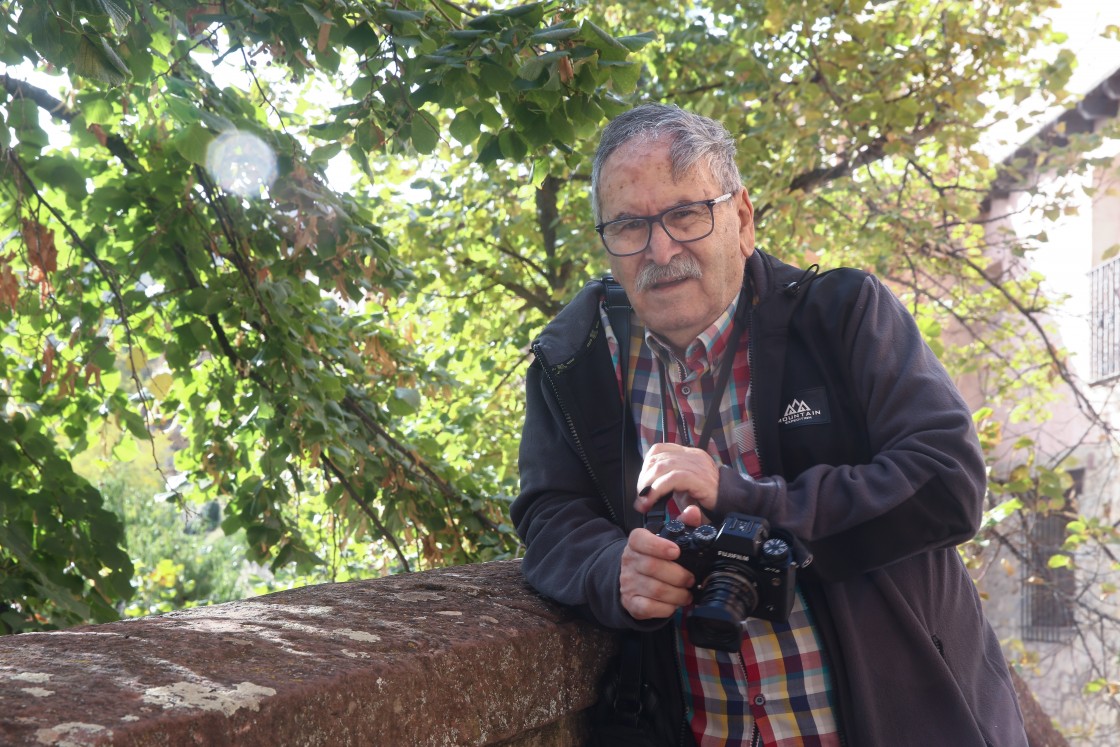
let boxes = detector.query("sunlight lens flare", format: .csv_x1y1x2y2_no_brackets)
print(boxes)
205,131,278,197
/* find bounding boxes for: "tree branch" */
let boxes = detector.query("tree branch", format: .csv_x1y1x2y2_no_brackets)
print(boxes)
322,455,412,573
1,74,143,172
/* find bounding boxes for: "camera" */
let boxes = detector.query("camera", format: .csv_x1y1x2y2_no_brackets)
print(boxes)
658,512,802,652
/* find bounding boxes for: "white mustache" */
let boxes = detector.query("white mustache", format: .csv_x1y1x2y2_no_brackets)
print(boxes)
635,255,702,293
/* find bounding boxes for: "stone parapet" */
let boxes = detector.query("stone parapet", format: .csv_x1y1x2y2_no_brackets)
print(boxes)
0,559,616,746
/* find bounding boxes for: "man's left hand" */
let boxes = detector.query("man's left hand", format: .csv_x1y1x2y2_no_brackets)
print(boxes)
634,442,720,516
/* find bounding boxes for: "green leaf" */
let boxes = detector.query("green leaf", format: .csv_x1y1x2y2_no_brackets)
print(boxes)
21,5,64,66
113,433,140,462
74,34,130,85
448,29,487,42
81,95,119,126
96,0,132,33
29,155,86,199
982,497,1022,527
498,129,527,160
449,110,479,145
1047,554,1072,570
476,133,502,164
530,27,580,44
299,2,333,26
7,98,49,149
382,8,425,27
607,61,642,94
617,32,657,51
467,14,506,31
410,112,439,154
179,287,229,316
91,344,117,371
478,61,515,93
343,22,379,53
310,141,343,164
501,3,545,20
518,55,547,82
581,20,628,59
389,387,422,415
173,123,214,166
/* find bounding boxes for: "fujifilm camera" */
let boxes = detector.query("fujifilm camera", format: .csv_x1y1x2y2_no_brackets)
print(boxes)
657,512,805,652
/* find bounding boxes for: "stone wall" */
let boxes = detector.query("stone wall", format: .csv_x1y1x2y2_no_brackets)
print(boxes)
0,560,616,746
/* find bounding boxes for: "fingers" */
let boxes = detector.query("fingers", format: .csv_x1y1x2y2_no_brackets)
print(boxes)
634,443,720,515
620,528,694,620
677,503,704,527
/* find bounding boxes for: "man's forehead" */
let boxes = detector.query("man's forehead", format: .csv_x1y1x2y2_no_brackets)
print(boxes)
603,135,714,180
600,166,715,219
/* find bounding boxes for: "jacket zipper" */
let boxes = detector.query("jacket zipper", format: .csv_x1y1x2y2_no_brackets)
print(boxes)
532,341,621,526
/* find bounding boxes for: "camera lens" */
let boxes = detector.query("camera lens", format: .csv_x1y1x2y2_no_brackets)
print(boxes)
686,567,759,652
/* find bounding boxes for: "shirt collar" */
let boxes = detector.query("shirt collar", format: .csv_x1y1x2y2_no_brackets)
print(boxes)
644,292,741,377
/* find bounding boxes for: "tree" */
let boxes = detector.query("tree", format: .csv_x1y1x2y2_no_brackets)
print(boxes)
1,4,1116,736
0,0,651,631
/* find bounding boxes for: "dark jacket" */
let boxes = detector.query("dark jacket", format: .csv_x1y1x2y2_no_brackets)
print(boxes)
511,249,1027,746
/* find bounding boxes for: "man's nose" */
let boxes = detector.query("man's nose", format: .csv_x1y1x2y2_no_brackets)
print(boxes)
646,220,682,265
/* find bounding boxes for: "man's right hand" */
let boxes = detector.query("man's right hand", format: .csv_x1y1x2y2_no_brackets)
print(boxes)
619,513,700,620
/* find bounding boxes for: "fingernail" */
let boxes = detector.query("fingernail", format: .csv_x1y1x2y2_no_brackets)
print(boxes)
638,485,652,497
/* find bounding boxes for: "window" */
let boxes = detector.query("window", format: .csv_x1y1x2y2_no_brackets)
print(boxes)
1090,256,1120,384
1021,469,1082,642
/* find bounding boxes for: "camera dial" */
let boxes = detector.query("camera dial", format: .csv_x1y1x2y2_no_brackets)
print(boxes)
762,537,790,564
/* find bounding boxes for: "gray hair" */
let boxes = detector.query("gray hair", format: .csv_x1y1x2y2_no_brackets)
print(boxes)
590,103,742,223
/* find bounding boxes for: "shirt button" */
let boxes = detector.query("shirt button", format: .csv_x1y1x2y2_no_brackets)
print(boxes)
680,385,691,395
754,694,766,706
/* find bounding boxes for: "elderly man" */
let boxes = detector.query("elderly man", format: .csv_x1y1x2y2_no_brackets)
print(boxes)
511,104,1027,746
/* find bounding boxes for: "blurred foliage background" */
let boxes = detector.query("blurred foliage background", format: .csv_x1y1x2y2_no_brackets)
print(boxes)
1,7,1117,715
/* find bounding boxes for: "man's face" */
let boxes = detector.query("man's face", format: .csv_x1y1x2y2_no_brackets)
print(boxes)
599,136,755,354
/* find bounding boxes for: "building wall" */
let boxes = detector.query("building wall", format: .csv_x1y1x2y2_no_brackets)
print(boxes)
973,150,1120,745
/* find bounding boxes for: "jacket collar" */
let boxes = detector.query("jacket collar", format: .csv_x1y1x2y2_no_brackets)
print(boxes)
531,248,811,370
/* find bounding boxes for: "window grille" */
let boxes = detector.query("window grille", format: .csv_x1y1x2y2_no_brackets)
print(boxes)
1021,470,1082,643
1090,256,1120,384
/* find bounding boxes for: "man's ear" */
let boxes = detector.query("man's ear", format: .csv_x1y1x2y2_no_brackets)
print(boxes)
736,187,755,258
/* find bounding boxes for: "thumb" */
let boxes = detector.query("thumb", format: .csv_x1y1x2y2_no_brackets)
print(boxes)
679,504,705,527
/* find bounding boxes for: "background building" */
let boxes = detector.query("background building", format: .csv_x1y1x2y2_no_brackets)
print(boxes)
974,60,1120,744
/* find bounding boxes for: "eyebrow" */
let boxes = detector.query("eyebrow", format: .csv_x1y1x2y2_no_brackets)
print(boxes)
606,198,700,222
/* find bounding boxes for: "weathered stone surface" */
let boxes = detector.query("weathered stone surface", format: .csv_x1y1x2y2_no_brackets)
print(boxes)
0,559,617,746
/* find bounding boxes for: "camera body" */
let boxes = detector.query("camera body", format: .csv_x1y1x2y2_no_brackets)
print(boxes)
659,512,799,652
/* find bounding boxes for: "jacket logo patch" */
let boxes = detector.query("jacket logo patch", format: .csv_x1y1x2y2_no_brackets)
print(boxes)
778,387,830,429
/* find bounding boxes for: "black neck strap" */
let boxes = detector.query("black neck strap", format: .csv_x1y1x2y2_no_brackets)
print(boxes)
658,286,749,453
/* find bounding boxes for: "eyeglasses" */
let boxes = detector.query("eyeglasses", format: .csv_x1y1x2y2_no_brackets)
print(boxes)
595,193,734,257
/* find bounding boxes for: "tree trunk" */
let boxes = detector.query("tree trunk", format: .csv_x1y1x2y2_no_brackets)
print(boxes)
1010,665,1071,747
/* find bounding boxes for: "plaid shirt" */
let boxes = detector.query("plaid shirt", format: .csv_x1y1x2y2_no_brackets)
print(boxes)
601,295,840,747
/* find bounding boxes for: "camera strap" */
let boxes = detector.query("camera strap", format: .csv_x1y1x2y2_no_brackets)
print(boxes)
696,287,748,452
602,275,642,533
601,277,648,725
654,284,748,453
649,285,749,530
599,278,751,731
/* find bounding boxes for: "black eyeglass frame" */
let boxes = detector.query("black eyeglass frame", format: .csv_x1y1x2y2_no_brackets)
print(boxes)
595,192,735,257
